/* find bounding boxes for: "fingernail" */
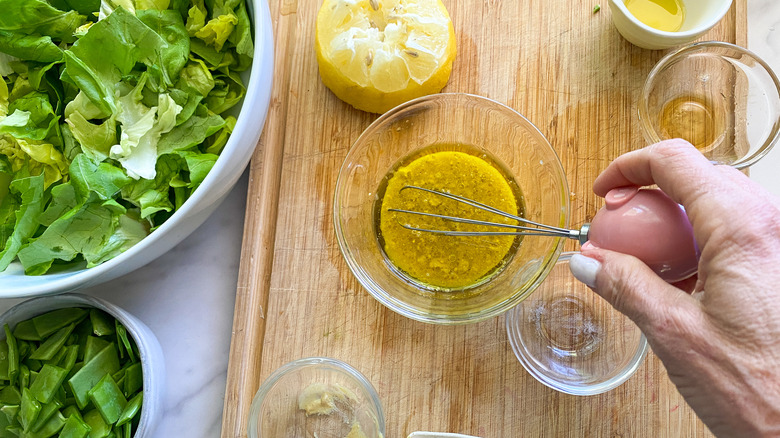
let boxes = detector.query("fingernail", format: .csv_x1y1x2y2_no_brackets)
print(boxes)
570,253,601,288
581,241,598,250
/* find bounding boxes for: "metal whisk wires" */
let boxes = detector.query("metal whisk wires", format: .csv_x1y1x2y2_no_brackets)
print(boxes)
388,186,589,244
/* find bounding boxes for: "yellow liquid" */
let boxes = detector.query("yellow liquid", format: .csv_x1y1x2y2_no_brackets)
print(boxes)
659,95,725,153
376,145,523,291
625,0,685,32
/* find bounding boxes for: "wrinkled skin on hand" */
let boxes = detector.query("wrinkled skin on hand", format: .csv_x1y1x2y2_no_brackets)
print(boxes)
579,139,780,437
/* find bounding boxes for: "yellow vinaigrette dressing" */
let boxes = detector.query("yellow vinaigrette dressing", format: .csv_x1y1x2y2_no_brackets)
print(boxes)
376,146,524,290
625,0,685,32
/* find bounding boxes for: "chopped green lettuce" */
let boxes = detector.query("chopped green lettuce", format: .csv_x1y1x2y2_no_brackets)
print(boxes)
0,0,253,274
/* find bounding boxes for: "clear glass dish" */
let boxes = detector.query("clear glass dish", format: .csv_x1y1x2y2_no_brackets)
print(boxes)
639,41,780,169
248,357,385,438
505,253,648,395
334,93,570,324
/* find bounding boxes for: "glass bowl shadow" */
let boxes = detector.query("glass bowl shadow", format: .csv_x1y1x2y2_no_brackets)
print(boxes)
334,93,570,324
247,357,385,438
505,253,648,395
639,41,780,169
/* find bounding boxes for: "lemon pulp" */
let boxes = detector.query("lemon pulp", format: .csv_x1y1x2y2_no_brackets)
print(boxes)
378,147,522,290
315,0,456,114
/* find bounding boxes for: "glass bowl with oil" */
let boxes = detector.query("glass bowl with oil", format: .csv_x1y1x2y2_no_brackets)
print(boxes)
640,41,780,169
334,93,569,324
505,253,649,395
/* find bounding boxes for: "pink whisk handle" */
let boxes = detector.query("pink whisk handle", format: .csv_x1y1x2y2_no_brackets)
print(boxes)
586,187,699,283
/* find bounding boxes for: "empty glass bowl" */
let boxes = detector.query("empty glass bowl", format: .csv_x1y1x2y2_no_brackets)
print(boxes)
505,253,648,395
334,93,570,324
639,41,780,169
248,357,385,438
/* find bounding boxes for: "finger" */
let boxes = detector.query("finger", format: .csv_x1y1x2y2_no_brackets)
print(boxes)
570,249,700,335
593,139,739,207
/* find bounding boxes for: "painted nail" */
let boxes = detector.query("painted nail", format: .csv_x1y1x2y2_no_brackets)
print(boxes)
570,253,601,288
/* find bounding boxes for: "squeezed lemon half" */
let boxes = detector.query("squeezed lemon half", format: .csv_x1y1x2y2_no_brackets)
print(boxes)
315,0,457,114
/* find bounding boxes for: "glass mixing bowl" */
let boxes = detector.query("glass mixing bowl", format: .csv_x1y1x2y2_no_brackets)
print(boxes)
334,93,569,324
639,41,780,169
247,357,385,438
505,253,648,395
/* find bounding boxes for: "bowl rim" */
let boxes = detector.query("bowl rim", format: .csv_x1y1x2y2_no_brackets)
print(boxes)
0,293,165,436
608,0,733,38
247,357,386,438
638,40,780,169
0,0,275,297
504,252,649,396
333,92,570,324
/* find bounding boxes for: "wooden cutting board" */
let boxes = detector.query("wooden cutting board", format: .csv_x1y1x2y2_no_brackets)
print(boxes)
222,1,746,437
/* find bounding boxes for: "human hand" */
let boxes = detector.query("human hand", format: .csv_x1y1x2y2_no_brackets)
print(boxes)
569,139,780,437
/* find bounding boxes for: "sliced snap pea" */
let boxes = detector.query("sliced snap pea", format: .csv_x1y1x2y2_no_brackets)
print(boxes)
83,337,110,364
59,346,79,373
113,323,136,364
0,341,9,381
30,324,75,361
82,409,110,438
4,326,18,385
19,364,29,391
61,405,81,421
59,414,91,438
29,364,68,404
115,391,141,427
68,345,120,409
0,386,20,405
24,358,42,373
20,387,41,432
28,410,65,438
29,398,62,433
0,404,18,423
87,375,126,424
120,363,141,399
89,310,115,337
12,320,41,342
32,309,88,339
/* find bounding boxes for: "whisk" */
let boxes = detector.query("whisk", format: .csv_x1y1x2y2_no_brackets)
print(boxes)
388,186,591,245
387,185,699,282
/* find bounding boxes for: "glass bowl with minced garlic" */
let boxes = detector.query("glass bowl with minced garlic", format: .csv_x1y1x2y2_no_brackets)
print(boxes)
334,93,570,324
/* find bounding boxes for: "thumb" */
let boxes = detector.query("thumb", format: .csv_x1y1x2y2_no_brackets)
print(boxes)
569,248,698,334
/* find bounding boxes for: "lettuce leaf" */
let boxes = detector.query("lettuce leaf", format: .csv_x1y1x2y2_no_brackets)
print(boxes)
0,0,85,42
110,80,182,179
16,155,137,273
0,31,63,64
62,7,170,113
0,173,47,271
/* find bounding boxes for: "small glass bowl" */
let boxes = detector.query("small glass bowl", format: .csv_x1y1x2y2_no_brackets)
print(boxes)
639,41,780,169
334,93,569,324
248,357,385,438
505,253,648,395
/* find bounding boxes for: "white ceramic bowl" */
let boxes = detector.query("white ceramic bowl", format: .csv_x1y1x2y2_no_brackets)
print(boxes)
608,0,732,50
0,0,274,297
0,293,165,437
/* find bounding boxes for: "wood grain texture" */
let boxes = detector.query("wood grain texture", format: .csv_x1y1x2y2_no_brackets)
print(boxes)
222,1,746,437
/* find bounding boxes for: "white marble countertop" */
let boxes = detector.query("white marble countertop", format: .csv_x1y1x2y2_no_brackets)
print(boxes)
1,1,777,437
